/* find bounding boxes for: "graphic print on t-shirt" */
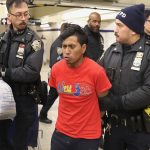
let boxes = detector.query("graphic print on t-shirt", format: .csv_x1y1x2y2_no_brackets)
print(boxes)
57,81,93,96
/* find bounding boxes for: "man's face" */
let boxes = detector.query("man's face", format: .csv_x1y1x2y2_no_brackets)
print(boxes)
144,16,150,35
114,19,133,44
62,35,86,67
88,14,101,33
7,2,29,31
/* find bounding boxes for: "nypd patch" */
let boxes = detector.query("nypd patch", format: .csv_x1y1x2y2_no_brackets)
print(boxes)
57,47,62,55
31,40,41,51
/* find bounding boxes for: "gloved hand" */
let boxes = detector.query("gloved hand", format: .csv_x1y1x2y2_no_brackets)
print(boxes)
100,93,123,111
0,66,11,78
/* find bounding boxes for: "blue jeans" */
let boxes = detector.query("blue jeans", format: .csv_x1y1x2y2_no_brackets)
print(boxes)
51,129,100,150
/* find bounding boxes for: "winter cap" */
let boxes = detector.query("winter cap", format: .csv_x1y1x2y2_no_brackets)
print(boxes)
116,4,145,34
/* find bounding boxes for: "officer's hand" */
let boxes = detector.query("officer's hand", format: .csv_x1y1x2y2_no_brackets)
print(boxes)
0,66,6,77
100,93,123,111
0,66,3,77
0,66,12,79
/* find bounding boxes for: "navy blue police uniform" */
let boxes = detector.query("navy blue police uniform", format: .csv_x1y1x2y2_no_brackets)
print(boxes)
98,4,150,150
98,35,150,150
0,25,43,150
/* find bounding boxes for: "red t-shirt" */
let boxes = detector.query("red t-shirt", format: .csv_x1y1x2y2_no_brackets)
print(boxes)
49,57,111,139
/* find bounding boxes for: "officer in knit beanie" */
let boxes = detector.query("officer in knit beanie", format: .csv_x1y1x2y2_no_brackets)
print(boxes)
116,4,145,34
98,3,150,150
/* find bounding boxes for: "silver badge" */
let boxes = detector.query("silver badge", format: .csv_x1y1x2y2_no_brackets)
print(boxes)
131,52,144,71
31,40,41,51
57,47,63,61
57,47,62,55
16,44,25,59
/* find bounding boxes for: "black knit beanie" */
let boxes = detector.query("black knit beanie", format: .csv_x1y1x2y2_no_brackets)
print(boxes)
116,4,145,34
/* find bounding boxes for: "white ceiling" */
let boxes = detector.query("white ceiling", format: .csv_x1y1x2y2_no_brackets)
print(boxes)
0,0,149,24
27,0,150,19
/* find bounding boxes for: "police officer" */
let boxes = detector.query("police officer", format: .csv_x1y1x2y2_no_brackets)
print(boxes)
144,9,150,39
0,0,43,150
98,4,150,150
84,12,104,61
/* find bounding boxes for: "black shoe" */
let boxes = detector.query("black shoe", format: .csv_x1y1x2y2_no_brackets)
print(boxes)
39,117,52,124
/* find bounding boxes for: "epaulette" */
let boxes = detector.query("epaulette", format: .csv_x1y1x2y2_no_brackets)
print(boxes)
144,34,150,45
145,38,150,45
110,42,117,48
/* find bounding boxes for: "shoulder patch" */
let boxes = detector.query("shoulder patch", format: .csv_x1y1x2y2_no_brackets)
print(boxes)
0,32,5,40
31,40,41,51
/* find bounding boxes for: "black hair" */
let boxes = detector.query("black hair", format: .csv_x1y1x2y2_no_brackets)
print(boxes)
60,23,72,33
6,0,28,12
60,24,88,46
144,9,150,21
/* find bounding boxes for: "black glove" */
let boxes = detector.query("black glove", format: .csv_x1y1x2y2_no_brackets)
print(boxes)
100,93,123,111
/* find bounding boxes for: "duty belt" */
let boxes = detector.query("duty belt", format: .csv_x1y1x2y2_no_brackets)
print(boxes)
109,114,144,132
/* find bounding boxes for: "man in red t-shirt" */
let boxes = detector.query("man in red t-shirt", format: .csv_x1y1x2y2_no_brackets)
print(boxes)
47,25,111,150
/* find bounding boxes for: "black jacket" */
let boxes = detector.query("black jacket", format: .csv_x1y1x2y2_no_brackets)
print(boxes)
0,26,44,95
49,36,62,68
84,25,104,61
99,35,150,117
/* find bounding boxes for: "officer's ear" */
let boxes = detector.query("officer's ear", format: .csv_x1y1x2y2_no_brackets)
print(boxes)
7,13,11,21
7,13,10,18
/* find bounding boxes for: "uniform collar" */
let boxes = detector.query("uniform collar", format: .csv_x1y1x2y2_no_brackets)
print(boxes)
112,36,145,53
2,25,28,43
9,24,27,36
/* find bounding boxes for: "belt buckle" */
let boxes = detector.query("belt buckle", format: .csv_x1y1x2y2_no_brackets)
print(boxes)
111,114,119,127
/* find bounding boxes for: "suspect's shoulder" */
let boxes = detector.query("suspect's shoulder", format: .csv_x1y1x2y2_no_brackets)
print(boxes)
52,59,65,69
86,57,104,70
